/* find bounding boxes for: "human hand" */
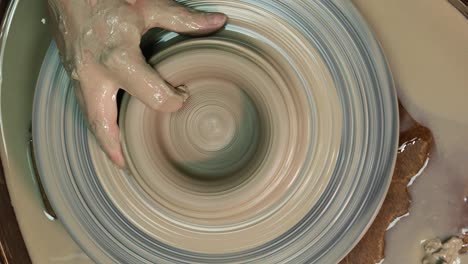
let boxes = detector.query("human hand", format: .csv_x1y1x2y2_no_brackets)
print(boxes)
47,0,227,168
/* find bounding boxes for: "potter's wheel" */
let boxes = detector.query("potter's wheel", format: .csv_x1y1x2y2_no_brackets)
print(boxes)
32,0,398,263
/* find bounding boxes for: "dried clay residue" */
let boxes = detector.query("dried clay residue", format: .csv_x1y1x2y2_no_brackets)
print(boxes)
422,236,466,264
460,234,468,255
340,103,433,264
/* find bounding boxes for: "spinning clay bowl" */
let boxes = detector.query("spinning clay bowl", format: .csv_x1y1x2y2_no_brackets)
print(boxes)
31,0,398,263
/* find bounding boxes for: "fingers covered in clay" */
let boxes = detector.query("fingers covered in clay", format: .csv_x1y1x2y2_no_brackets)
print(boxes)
104,47,186,112
48,0,227,167
139,0,227,35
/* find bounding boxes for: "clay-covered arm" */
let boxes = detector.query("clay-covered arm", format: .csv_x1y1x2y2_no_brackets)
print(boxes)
47,0,227,168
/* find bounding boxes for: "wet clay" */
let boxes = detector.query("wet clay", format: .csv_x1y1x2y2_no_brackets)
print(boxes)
422,237,464,264
47,0,226,167
98,37,341,254
341,104,468,263
461,234,468,255
340,104,433,264
350,1,468,263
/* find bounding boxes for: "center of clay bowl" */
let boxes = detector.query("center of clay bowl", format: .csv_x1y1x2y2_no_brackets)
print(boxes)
164,79,261,181
119,38,327,234
191,106,235,152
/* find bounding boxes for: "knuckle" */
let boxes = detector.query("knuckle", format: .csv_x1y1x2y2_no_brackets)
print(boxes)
145,91,168,110
101,47,130,67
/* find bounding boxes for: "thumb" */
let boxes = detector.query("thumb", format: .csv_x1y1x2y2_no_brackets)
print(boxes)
143,1,227,35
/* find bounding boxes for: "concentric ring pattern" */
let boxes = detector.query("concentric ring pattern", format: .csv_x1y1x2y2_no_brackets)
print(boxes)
32,0,398,263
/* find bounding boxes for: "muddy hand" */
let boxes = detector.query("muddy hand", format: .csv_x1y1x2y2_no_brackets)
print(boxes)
47,0,227,168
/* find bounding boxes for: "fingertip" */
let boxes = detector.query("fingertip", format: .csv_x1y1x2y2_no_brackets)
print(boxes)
92,121,126,168
206,12,227,27
109,148,127,169
104,134,126,169
159,93,185,112
99,136,127,169
168,11,227,35
195,12,227,34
